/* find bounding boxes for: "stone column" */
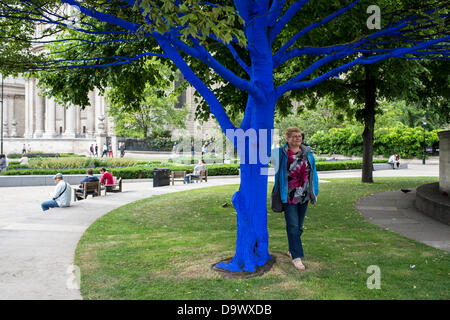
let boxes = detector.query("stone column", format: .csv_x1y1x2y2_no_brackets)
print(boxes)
64,103,76,138
34,88,45,138
438,130,450,194
87,91,96,138
43,96,56,138
75,104,81,136
23,79,32,138
2,96,8,137
28,79,35,138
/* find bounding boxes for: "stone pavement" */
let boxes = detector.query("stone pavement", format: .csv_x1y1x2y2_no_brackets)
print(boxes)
0,164,442,300
0,177,241,300
355,189,450,253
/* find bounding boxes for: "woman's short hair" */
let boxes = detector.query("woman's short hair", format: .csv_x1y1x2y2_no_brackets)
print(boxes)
285,127,302,138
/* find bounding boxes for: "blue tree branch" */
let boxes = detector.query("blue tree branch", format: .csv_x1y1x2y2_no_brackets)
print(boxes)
168,33,262,100
269,0,310,43
267,0,286,27
156,36,236,135
274,0,359,58
275,35,450,99
61,0,141,32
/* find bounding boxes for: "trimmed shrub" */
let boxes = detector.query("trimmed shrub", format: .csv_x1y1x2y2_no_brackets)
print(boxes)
6,152,82,159
310,126,440,158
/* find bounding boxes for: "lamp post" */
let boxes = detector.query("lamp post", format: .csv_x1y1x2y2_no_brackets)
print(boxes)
422,116,427,165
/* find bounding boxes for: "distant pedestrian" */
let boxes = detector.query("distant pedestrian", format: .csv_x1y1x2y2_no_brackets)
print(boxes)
201,141,208,158
102,143,108,157
95,144,98,157
89,144,95,157
191,142,195,157
119,142,126,158
0,154,7,173
22,144,26,154
27,144,31,153
108,143,113,158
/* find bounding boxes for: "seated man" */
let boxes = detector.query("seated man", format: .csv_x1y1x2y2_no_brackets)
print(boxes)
388,153,400,169
186,159,206,183
41,173,71,212
100,167,114,191
75,168,100,200
19,153,29,165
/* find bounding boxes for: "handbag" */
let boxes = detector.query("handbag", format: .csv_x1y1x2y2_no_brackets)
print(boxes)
270,148,284,212
270,183,283,212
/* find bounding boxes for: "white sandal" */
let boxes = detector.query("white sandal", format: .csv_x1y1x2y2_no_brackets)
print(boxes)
292,258,306,270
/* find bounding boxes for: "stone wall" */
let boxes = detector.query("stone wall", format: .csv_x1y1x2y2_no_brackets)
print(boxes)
438,130,450,194
3,138,96,155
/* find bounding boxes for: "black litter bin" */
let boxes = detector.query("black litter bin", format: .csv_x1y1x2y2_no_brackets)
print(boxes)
153,168,170,187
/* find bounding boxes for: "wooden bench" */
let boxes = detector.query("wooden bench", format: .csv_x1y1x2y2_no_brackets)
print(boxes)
103,176,123,195
74,181,101,201
190,169,208,183
171,171,186,185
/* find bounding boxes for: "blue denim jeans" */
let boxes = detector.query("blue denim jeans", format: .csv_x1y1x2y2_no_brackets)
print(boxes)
41,200,59,211
284,202,309,259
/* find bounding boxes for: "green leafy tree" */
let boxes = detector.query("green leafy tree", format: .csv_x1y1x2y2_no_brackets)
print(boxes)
276,0,449,182
107,58,189,138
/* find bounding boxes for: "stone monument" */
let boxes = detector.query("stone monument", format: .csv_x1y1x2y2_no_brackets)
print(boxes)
415,130,450,225
438,130,450,194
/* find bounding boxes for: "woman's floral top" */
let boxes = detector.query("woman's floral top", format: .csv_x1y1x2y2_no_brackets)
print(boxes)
286,147,311,204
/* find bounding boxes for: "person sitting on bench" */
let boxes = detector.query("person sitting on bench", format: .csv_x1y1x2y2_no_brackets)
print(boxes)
388,153,400,169
75,169,99,200
186,159,206,183
100,167,114,191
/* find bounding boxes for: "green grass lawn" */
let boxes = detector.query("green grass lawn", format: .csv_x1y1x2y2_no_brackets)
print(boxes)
75,177,449,300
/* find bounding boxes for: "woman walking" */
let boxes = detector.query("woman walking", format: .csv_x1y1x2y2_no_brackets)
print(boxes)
272,127,319,270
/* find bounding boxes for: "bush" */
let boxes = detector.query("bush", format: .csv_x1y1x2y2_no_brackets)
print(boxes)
25,157,139,169
6,152,82,159
1,164,241,178
1,160,386,177
309,126,440,158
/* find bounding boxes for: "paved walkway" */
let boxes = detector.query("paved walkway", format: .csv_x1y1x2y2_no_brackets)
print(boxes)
0,177,241,300
355,189,450,252
0,164,443,299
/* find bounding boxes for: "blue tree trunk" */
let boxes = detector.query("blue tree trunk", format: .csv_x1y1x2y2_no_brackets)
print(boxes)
215,9,276,272
215,99,275,273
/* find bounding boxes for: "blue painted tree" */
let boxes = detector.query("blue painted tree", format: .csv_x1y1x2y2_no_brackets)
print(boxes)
1,0,448,272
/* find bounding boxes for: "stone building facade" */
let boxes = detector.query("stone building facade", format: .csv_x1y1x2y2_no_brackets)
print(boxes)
1,74,218,156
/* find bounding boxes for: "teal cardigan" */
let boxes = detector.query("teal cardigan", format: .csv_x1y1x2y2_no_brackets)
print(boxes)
271,143,319,204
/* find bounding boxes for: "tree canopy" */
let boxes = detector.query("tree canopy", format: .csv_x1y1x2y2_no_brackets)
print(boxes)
0,0,448,273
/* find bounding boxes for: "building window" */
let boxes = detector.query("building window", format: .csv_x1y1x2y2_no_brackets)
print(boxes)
83,126,86,134
59,126,63,134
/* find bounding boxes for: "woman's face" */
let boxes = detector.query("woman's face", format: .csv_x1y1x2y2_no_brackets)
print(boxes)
286,132,303,149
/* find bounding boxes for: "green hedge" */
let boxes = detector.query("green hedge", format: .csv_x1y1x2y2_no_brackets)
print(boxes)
309,126,440,158
315,159,386,171
1,164,241,178
6,152,83,159
1,160,388,178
